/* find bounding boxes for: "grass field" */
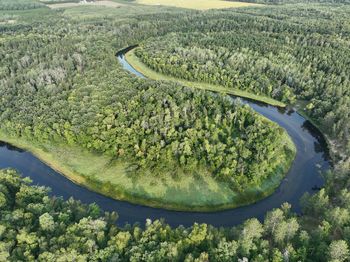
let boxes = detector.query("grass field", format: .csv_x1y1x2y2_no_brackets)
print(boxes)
47,0,123,9
60,1,175,20
0,129,295,211
125,49,286,107
136,0,262,10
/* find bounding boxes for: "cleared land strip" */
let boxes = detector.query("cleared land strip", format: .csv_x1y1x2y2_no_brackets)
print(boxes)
47,1,123,9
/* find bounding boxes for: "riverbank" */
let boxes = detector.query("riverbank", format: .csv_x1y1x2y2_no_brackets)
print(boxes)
125,47,340,164
125,48,286,107
294,100,345,165
0,126,295,212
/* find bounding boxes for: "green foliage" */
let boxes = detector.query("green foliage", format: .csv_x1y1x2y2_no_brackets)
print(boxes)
134,5,350,152
0,6,293,194
0,1,349,261
0,0,44,10
328,240,349,262
1,168,350,261
136,33,297,104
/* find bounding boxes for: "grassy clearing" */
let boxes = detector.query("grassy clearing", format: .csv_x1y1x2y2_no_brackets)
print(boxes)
47,0,123,9
62,5,125,19
61,1,170,19
0,129,295,211
126,49,286,107
135,0,262,10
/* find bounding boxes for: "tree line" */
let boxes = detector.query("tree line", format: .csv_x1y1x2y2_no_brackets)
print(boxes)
1,167,350,261
0,6,292,190
0,1,349,261
0,0,44,10
134,5,350,155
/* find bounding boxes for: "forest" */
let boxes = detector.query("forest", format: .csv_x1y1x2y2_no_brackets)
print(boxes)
0,0,349,261
0,0,44,10
1,166,350,261
0,0,295,205
134,6,350,155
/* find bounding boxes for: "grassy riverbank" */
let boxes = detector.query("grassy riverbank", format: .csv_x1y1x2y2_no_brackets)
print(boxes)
125,49,286,107
0,129,295,212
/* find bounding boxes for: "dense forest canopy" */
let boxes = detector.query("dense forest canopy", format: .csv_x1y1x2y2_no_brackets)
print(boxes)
0,0,350,261
1,167,350,261
134,6,350,156
0,1,295,197
0,0,44,10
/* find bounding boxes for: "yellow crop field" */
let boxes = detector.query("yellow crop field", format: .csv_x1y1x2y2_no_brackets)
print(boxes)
136,0,262,10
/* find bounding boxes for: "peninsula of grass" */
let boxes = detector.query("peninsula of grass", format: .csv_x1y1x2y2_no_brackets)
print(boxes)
125,48,286,107
0,130,296,212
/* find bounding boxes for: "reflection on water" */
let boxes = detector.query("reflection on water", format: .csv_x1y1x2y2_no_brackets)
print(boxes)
285,107,295,116
301,120,330,163
0,141,25,153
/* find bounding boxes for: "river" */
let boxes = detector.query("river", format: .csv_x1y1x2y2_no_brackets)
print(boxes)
0,47,330,227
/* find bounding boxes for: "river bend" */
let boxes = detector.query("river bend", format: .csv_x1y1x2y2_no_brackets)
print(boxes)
0,47,330,227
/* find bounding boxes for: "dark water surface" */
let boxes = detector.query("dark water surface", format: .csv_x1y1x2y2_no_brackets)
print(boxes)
0,48,330,227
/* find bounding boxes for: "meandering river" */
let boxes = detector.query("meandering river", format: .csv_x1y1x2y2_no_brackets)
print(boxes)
0,47,330,227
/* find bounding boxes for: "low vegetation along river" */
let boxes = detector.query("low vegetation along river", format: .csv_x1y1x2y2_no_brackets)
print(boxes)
0,47,330,227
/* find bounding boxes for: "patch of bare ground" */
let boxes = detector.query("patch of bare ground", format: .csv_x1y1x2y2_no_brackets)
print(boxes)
0,20,16,25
